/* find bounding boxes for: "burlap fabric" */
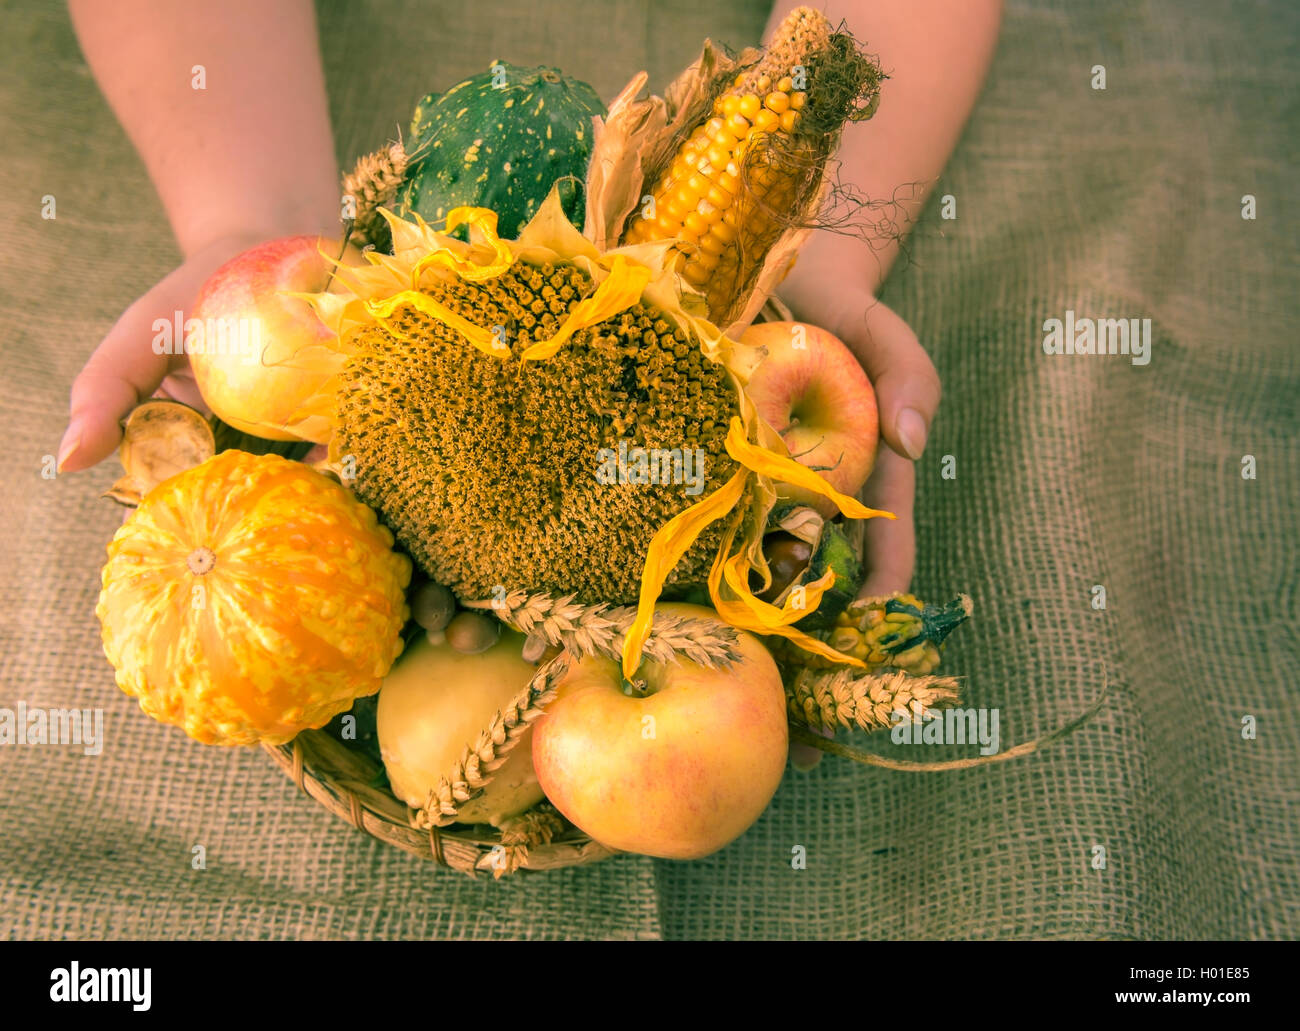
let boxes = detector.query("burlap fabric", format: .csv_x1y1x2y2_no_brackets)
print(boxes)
1,0,1296,939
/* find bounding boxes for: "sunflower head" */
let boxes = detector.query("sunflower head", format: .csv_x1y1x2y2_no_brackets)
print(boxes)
339,256,743,603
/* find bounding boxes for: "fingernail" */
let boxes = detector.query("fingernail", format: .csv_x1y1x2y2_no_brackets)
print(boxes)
56,422,83,473
896,407,927,460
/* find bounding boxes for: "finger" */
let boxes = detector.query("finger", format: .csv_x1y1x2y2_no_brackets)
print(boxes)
791,724,831,772
858,447,916,597
153,366,210,412
58,272,196,473
59,309,168,472
841,300,941,462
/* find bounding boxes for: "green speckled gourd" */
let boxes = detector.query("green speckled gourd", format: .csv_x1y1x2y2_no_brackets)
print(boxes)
399,62,605,239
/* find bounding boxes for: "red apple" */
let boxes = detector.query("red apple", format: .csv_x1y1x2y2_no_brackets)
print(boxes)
742,320,879,516
188,235,364,442
532,603,788,859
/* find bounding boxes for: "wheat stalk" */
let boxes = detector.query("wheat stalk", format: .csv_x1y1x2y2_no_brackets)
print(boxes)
413,651,572,830
464,589,743,669
786,667,962,734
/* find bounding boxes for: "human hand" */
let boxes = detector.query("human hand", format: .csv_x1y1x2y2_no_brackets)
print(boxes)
779,282,941,596
56,234,270,474
778,283,942,769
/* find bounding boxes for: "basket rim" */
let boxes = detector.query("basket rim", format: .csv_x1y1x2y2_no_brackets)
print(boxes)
262,730,616,876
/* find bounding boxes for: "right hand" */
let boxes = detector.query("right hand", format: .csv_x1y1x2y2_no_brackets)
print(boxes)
56,233,269,473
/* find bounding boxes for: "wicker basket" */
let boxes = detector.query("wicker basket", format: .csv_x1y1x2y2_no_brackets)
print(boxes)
262,730,615,875
263,297,802,876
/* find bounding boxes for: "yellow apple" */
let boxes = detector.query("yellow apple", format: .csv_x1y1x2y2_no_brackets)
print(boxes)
531,604,788,859
378,630,544,827
742,320,879,516
189,235,365,443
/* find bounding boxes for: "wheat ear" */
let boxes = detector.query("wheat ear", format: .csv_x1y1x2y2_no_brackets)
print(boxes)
342,140,408,250
413,650,572,829
464,589,743,669
786,667,962,734
481,805,568,878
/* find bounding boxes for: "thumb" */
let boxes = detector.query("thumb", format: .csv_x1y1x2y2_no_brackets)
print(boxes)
840,298,941,463
57,261,207,473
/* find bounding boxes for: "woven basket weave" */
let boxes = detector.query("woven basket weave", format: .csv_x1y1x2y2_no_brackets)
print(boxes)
264,297,806,876
262,729,615,874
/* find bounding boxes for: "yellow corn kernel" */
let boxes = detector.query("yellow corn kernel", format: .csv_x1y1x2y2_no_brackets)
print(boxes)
682,263,711,287
682,211,708,237
753,109,780,134
661,195,689,221
790,91,807,110
748,164,778,190
738,94,762,121
695,250,721,273
710,220,737,244
698,233,728,256
779,110,798,133
777,75,794,92
726,112,751,136
705,143,732,171
764,91,791,114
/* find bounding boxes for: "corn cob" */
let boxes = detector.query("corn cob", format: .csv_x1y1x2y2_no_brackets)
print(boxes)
771,593,973,676
622,7,882,321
